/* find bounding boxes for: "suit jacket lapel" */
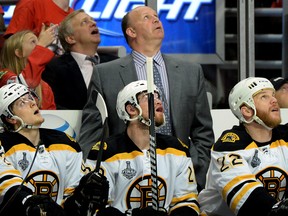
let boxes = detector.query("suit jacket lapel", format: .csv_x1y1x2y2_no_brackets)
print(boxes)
65,54,87,90
119,55,138,85
163,55,182,124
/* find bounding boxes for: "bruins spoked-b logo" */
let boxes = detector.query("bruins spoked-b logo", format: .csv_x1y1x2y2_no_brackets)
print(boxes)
25,170,60,202
126,175,167,209
256,166,288,201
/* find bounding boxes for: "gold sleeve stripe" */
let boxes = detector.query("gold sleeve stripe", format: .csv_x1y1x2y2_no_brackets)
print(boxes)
0,178,23,194
171,193,198,203
222,174,255,199
0,169,22,176
170,203,200,214
64,187,75,196
230,181,261,212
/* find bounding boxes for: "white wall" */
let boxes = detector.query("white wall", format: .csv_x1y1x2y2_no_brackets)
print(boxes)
41,110,82,140
40,109,288,141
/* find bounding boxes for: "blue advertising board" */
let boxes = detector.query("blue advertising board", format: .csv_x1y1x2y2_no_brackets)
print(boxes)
2,0,224,63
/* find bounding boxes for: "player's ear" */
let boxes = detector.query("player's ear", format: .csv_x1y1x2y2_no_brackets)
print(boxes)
126,104,137,117
126,104,135,112
241,105,254,120
6,117,17,124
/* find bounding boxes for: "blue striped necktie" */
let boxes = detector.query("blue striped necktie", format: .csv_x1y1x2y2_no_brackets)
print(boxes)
153,61,172,135
85,56,98,65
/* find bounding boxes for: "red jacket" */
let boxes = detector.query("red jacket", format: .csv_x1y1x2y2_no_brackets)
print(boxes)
4,0,73,37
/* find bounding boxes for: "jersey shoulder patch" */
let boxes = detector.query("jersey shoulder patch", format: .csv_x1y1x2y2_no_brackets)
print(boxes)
220,132,240,143
214,125,253,152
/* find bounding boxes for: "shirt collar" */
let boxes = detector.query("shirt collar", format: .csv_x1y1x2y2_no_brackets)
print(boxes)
132,50,163,66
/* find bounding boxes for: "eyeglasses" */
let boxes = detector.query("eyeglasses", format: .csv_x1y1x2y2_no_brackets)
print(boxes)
138,91,160,103
12,93,36,109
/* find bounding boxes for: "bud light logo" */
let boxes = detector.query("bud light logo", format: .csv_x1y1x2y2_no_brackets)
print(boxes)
3,0,216,54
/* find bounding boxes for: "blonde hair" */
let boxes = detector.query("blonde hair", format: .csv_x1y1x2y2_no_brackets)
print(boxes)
0,30,42,107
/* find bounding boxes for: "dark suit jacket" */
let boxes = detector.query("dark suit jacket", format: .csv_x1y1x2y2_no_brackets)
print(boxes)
42,52,118,110
79,54,214,190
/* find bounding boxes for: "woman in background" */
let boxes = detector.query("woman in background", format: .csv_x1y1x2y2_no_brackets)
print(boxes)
0,24,58,109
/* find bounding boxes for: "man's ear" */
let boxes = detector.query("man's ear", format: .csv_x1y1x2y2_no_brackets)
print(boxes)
126,27,136,38
126,104,136,114
6,117,17,125
126,104,138,119
65,35,76,45
241,105,254,120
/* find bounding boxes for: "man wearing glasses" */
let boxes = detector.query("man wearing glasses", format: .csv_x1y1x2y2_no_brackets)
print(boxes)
0,83,109,216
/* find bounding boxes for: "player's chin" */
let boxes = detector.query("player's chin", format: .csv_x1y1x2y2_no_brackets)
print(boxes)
155,116,165,127
36,117,45,125
265,117,281,128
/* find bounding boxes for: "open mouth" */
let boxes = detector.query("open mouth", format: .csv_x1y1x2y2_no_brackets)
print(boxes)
156,106,163,112
91,29,99,35
271,106,280,112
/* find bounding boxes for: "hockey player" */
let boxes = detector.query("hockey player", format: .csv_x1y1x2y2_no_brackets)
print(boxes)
85,80,200,216
0,83,109,216
198,77,288,216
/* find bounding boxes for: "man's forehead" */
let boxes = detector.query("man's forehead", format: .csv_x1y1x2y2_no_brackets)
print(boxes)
133,6,155,15
253,88,274,97
73,12,90,23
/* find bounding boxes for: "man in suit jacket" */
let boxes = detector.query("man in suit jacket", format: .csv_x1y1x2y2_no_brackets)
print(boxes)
79,6,214,191
42,9,117,109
